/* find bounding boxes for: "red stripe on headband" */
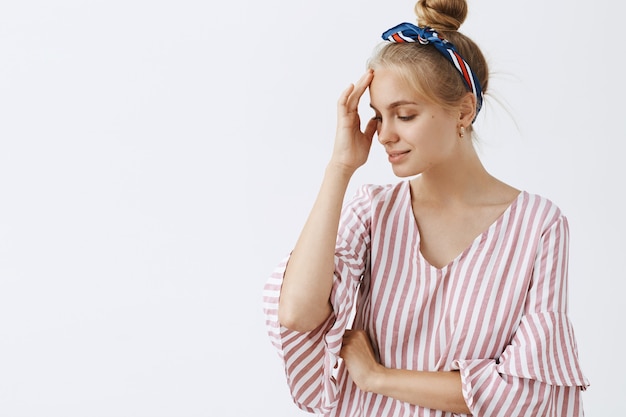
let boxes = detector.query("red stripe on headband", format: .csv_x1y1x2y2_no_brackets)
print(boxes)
392,33,405,43
452,51,472,92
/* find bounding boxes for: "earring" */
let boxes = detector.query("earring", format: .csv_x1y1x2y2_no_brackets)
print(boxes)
459,126,465,139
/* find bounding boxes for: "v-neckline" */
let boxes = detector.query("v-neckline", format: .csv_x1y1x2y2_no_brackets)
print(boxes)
403,181,525,272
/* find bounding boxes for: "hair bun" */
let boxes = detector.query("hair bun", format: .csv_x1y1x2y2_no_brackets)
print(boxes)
414,0,467,32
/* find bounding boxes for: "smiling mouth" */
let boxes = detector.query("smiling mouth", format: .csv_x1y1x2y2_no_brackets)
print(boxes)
387,151,409,158
388,151,409,157
387,150,410,163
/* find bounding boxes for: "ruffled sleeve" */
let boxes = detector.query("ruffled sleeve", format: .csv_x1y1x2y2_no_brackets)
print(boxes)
262,185,374,414
453,214,589,416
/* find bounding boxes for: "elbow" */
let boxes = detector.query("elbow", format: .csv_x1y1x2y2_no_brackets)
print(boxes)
278,300,331,333
278,314,315,333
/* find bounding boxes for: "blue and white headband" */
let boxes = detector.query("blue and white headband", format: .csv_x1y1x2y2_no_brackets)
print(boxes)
382,22,483,122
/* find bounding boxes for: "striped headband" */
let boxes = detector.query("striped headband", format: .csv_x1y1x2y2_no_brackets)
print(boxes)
382,22,483,122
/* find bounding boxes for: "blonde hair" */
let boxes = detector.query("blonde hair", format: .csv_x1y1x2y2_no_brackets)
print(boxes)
367,0,488,119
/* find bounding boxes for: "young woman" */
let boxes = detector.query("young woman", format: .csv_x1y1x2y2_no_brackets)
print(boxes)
263,0,589,415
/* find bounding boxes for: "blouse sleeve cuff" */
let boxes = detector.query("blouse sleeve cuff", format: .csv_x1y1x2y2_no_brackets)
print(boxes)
262,257,357,414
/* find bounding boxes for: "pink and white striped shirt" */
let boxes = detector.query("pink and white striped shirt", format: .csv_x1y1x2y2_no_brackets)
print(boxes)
263,181,589,416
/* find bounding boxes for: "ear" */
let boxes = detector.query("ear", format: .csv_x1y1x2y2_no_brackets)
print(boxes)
458,92,477,126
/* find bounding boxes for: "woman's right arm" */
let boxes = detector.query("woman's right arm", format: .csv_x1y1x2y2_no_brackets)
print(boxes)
278,70,377,332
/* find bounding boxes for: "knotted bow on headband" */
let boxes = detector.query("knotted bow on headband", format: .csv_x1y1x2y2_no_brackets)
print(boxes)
382,22,483,122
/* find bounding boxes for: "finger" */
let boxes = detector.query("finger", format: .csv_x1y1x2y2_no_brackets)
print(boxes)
342,330,352,343
337,83,355,109
345,71,373,112
345,70,373,112
363,117,378,141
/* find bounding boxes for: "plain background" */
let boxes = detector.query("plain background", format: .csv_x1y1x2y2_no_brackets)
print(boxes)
0,0,622,416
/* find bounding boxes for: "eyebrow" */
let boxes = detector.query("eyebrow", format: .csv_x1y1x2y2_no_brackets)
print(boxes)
369,100,420,111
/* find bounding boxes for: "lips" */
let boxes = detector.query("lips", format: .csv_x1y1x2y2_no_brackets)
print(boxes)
387,150,409,158
387,150,410,163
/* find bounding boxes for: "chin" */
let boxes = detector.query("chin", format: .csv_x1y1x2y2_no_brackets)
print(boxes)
392,167,420,178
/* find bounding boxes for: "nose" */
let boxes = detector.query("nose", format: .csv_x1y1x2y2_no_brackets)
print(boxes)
377,120,399,146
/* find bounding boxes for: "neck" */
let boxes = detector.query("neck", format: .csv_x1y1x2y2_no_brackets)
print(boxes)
410,141,495,205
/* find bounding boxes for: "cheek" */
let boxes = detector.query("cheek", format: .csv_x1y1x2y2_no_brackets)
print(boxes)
427,115,458,144
409,118,448,144
410,119,457,156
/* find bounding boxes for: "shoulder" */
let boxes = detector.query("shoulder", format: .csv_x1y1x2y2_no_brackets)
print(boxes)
351,181,408,204
518,191,568,232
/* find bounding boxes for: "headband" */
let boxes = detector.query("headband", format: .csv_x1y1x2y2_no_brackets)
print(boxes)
382,22,483,122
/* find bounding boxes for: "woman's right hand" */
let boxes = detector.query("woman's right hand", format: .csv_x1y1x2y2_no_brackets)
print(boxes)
330,70,378,174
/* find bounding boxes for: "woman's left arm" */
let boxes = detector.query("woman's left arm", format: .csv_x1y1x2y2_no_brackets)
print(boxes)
340,329,470,415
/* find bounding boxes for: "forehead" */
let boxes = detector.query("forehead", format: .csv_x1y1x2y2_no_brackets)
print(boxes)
369,67,423,108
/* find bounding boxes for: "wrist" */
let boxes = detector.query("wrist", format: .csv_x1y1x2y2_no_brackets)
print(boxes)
325,160,357,180
363,363,388,394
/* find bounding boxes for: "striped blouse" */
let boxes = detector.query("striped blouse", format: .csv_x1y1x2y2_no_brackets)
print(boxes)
263,180,589,416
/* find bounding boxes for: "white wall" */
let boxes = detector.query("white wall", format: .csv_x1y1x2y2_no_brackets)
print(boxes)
0,1,620,416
